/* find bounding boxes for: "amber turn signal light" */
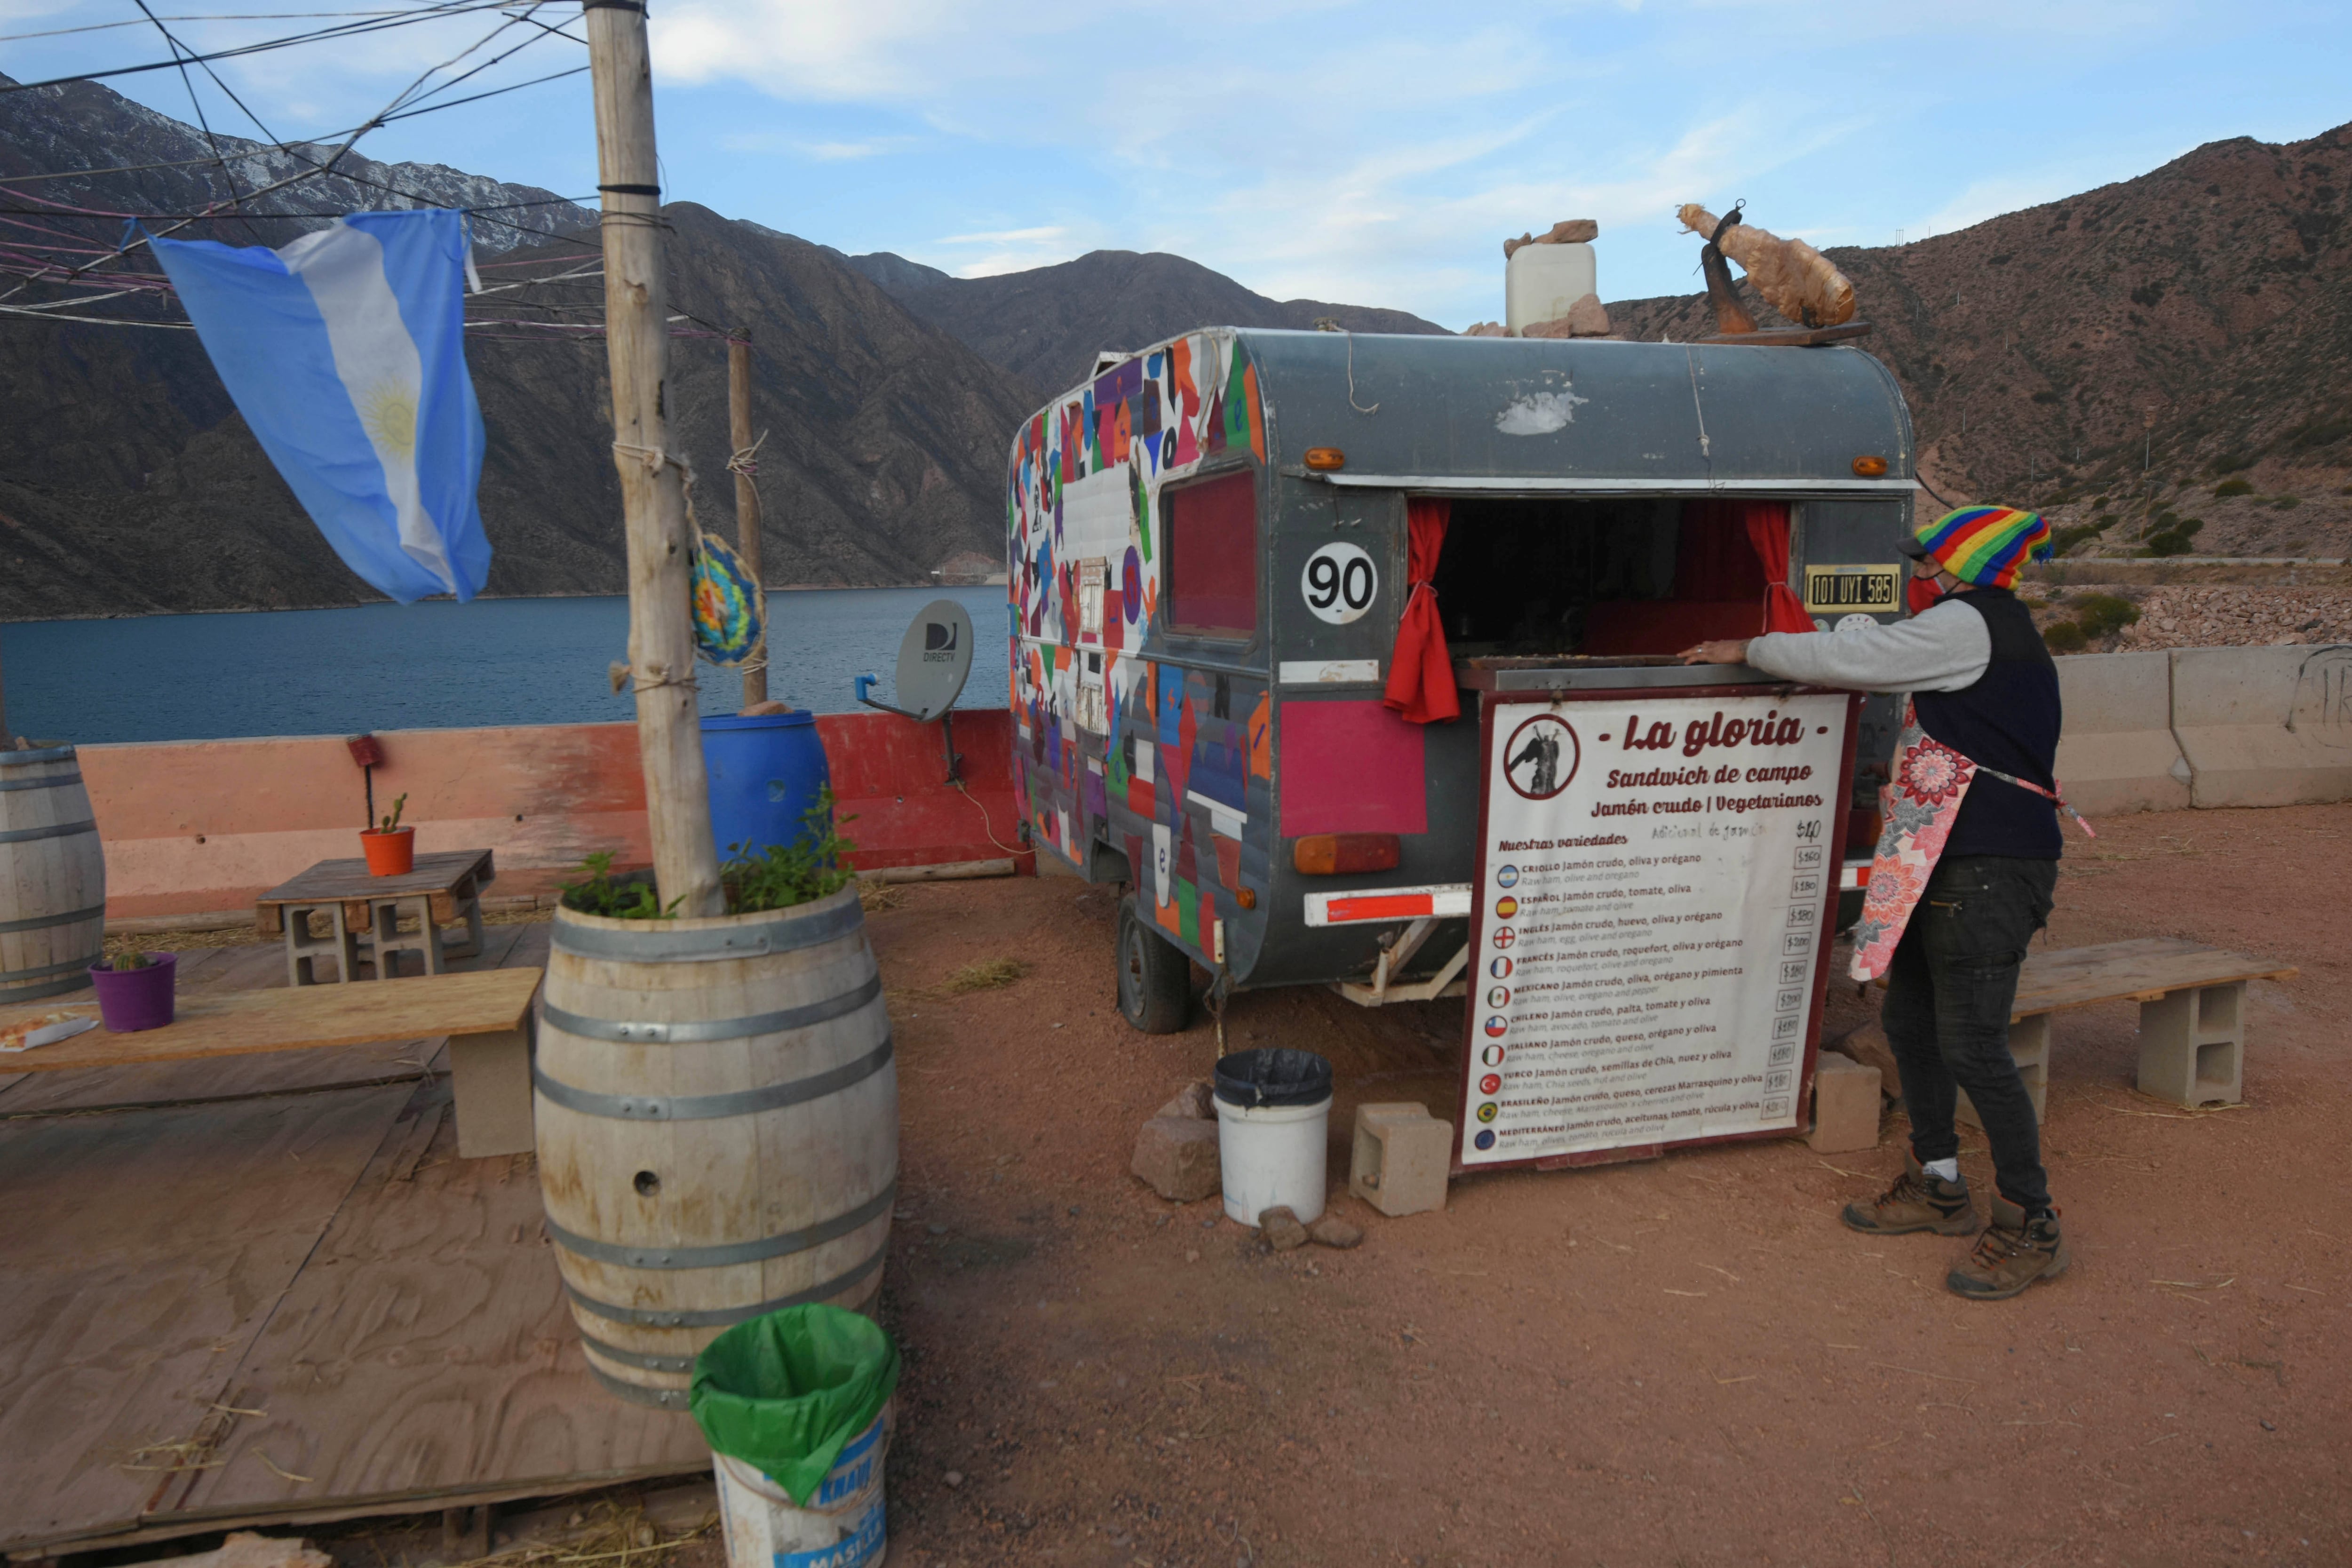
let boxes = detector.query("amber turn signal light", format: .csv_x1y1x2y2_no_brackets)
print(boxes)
1851,454,1889,478
1292,833,1401,875
1236,887,1258,910
1303,447,1347,471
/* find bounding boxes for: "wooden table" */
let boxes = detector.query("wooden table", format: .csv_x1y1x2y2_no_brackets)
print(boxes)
1956,937,2300,1128
256,849,496,985
0,966,542,1157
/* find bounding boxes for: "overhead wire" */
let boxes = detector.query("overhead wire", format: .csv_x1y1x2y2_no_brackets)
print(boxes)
0,8,472,44
20,0,569,286
0,0,522,94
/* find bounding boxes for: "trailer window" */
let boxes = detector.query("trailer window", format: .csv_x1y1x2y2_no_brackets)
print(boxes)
1165,470,1258,637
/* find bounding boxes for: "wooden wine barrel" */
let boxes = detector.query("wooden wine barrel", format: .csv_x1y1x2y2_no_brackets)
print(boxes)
1,744,107,1006
534,884,898,1409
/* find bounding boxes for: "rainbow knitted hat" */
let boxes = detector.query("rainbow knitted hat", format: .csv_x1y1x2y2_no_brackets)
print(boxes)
1899,506,2053,589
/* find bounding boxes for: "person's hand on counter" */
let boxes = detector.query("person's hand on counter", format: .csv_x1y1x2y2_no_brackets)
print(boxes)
1677,637,1754,665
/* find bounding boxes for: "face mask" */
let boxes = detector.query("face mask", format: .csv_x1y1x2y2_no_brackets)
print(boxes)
1906,572,1945,614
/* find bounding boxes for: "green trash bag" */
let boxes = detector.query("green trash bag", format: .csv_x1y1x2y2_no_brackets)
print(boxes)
689,1304,901,1508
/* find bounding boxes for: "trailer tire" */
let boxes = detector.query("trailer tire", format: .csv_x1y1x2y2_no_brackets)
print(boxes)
1117,893,1192,1035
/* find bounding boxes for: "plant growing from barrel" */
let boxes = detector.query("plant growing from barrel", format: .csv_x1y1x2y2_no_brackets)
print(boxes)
722,790,858,913
558,852,682,920
557,792,855,919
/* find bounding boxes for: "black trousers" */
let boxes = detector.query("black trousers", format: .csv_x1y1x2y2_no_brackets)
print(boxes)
1881,854,2058,1214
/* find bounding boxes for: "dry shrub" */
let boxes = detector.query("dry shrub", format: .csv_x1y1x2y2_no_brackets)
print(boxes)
944,957,1028,992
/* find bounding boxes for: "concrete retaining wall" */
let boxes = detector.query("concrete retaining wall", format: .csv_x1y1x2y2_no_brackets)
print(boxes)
82,708,1029,920
2048,644,2352,818
2170,645,2352,808
2053,651,2190,816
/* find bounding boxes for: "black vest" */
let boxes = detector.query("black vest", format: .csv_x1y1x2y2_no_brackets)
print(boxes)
1912,588,2063,860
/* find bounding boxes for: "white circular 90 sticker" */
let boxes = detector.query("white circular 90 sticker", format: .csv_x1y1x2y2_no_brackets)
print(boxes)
1301,541,1377,624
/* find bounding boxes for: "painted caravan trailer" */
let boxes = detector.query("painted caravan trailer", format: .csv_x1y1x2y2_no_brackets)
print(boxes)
1004,329,1916,1047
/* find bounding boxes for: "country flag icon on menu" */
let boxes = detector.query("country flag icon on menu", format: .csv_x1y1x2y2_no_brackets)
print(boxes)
1494,896,1519,919
1476,1102,1499,1124
1483,1016,1509,1038
1495,865,1519,889
1479,1074,1501,1095
1480,1043,1506,1067
1474,1129,1496,1151
1489,956,1514,979
1492,927,1516,949
1486,985,1510,1008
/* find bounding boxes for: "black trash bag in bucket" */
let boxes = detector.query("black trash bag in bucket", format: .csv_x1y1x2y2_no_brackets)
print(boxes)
1213,1047,1333,1109
690,1304,900,1507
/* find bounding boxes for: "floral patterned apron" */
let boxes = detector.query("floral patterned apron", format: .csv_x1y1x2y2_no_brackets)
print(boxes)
1847,701,2094,982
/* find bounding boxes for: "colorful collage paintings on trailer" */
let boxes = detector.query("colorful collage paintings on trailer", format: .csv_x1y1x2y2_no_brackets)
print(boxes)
1005,329,1273,965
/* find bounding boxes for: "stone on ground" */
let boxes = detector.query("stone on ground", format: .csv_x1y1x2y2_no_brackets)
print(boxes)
1131,1114,1220,1202
1258,1205,1309,1251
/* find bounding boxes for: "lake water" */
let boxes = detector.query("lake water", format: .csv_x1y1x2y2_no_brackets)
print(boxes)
0,587,1010,746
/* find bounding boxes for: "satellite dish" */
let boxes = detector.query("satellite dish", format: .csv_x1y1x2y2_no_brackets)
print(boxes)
856,598,974,723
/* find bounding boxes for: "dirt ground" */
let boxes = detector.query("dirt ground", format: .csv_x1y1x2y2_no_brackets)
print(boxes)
844,804,2351,1568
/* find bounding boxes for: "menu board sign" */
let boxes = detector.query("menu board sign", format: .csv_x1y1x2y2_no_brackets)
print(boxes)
1458,687,1858,1169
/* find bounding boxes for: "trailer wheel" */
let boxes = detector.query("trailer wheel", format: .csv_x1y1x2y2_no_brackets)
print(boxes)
1116,893,1192,1034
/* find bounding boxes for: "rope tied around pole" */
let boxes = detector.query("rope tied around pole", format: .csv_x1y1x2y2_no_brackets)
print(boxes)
725,428,769,480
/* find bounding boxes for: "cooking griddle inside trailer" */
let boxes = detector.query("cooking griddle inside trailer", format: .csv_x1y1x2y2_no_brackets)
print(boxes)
1453,665,1860,1172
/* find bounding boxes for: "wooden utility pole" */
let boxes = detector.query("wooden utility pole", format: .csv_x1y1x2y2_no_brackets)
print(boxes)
727,331,769,709
585,0,723,915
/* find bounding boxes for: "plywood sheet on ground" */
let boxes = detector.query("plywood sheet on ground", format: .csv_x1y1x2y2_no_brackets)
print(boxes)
162,1076,707,1528
0,1083,418,1551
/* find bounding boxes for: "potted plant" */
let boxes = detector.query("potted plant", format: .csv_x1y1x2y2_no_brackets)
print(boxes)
90,949,177,1032
361,792,414,876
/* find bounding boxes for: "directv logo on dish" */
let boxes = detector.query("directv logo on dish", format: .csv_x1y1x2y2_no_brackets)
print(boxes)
923,620,959,661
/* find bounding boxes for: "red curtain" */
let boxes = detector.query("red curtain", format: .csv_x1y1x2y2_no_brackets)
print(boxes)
1674,501,1810,632
1740,502,1814,633
1673,501,1764,599
1383,497,1459,724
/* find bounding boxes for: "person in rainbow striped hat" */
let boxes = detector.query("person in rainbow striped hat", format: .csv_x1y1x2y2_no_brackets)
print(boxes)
1682,504,2074,1301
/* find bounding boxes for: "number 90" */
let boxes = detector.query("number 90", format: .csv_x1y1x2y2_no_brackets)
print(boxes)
1302,542,1376,625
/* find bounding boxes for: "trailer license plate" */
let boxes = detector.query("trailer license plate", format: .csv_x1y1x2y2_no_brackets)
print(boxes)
1803,565,1900,613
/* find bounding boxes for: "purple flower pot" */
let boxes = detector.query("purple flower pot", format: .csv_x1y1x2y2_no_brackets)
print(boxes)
90,951,177,1032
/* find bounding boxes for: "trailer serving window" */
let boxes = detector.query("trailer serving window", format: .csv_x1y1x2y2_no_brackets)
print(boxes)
1430,496,1788,656
1164,470,1257,637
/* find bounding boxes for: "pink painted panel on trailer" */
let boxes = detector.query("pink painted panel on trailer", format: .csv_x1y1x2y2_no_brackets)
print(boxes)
1278,700,1427,837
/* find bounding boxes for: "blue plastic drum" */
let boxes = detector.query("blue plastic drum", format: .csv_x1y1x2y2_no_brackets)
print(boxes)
700,711,833,863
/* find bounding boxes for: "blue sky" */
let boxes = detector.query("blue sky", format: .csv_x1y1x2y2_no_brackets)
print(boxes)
6,0,2349,326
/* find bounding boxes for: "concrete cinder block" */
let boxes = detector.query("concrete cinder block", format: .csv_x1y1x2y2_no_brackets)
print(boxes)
1132,1114,1220,1202
2137,981,2245,1107
2053,650,2191,816
1807,1051,1882,1153
2170,645,2352,808
1348,1102,1451,1217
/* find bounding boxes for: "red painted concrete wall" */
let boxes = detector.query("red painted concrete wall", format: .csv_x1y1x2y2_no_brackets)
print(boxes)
82,709,1029,918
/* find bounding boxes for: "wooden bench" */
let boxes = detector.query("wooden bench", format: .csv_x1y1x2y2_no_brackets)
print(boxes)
1955,937,2299,1128
0,967,540,1157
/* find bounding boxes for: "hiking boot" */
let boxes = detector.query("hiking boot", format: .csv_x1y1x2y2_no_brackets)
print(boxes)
1947,1197,2070,1301
1840,1152,1978,1236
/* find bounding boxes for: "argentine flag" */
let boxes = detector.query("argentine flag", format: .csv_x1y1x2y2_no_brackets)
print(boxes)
150,208,492,602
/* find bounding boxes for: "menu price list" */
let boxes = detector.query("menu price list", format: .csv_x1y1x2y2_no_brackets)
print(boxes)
1461,691,1851,1167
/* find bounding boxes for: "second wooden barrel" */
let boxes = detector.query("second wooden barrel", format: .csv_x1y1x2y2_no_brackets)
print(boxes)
1,744,107,1005
533,884,898,1409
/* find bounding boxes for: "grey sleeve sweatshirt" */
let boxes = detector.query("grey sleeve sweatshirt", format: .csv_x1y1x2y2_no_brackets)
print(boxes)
1740,599,1990,694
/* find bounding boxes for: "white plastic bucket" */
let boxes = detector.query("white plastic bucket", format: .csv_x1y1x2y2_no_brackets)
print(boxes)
1215,1094,1331,1226
713,1401,891,1568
